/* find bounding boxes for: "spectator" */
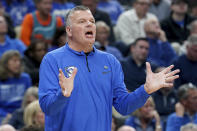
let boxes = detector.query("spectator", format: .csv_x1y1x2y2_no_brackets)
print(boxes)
23,40,47,86
0,124,16,131
181,123,197,131
166,83,197,131
52,0,75,23
115,0,157,45
81,0,115,42
172,34,197,89
8,87,38,130
97,0,124,25
0,50,31,124
24,100,45,128
95,21,123,60
20,125,44,131
149,0,171,21
125,97,162,131
160,0,195,45
0,16,26,58
117,125,136,131
121,38,158,92
20,0,63,46
1,0,35,27
49,26,67,51
144,17,177,67
0,2,15,38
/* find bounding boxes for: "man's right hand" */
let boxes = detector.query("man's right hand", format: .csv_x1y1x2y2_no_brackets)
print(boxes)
59,68,77,97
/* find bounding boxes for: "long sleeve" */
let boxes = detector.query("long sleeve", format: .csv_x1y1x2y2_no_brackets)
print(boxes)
111,56,149,115
38,53,69,116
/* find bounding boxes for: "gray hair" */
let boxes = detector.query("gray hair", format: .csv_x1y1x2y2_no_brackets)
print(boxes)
177,83,197,101
187,34,197,46
65,5,90,27
181,123,197,131
96,21,110,32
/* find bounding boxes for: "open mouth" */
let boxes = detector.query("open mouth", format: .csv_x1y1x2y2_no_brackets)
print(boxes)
85,31,94,38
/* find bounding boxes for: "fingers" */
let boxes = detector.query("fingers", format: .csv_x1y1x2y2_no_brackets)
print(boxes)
70,67,77,79
59,69,65,80
146,62,152,75
163,83,173,88
162,65,174,74
165,75,179,83
166,69,180,77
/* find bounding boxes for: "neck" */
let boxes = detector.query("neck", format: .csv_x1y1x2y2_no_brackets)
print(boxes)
38,11,49,20
146,33,157,39
68,40,93,53
132,55,143,66
0,35,5,43
135,10,145,19
140,117,150,129
172,13,185,21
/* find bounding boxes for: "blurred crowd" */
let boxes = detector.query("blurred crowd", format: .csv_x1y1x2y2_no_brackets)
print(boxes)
0,0,197,131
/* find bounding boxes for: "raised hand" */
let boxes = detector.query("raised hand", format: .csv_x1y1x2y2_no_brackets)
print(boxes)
144,62,180,94
59,68,77,97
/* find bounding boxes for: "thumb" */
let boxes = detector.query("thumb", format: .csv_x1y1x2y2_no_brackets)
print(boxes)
146,62,152,75
70,67,77,79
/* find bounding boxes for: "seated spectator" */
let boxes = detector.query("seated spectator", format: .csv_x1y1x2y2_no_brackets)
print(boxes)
52,0,75,23
95,21,123,60
166,83,197,131
23,100,45,128
23,40,47,86
117,125,136,131
49,26,67,51
121,38,158,92
115,0,157,45
1,0,35,27
20,0,63,46
160,0,195,45
125,97,162,131
181,123,197,131
0,50,32,124
0,16,26,58
97,0,124,25
8,87,38,130
149,0,171,21
0,2,15,38
144,17,177,67
81,0,115,42
0,124,16,131
172,34,197,89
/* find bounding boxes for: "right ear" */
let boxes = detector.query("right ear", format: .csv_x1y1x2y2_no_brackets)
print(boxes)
66,26,72,37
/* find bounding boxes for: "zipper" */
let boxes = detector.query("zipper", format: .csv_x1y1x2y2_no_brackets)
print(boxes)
85,54,90,72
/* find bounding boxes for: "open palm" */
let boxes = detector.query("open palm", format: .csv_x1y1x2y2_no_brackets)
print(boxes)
144,62,180,94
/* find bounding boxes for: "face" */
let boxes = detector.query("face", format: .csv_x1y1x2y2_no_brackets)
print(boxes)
187,44,197,61
185,90,197,113
37,0,52,16
81,0,97,13
139,99,154,119
32,42,47,63
0,4,5,16
144,18,160,35
26,95,37,107
171,2,188,15
67,10,96,48
7,56,21,75
96,26,109,46
34,110,45,127
0,16,7,35
192,6,197,17
134,0,150,17
132,40,149,62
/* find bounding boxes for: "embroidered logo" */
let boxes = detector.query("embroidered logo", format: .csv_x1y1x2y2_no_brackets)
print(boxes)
102,65,111,74
65,66,75,78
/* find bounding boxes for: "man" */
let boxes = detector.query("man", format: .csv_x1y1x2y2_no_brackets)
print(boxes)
20,0,63,46
166,83,197,131
161,0,195,45
0,16,26,57
38,6,179,131
144,17,177,67
121,38,158,92
115,0,157,45
173,34,197,89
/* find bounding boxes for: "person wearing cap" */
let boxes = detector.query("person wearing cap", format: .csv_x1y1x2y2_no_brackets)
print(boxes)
160,0,195,45
166,83,197,131
172,34,197,89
